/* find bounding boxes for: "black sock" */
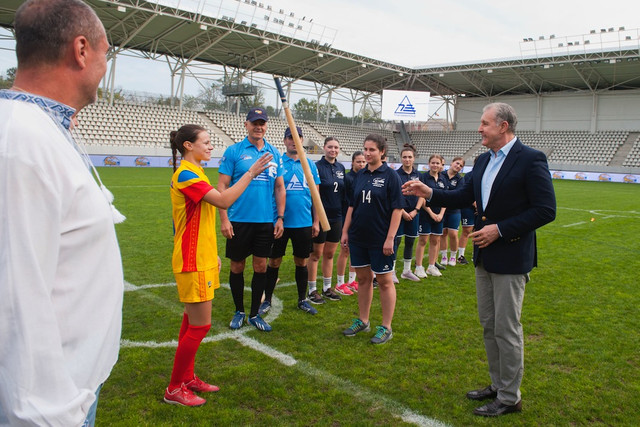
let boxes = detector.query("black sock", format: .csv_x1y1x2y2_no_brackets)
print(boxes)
250,272,267,318
295,265,308,302
264,266,279,303
229,271,244,313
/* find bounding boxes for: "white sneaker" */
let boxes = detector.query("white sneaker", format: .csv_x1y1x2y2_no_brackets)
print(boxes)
448,256,457,267
401,270,421,282
427,265,442,277
391,271,399,284
441,257,449,266
414,266,427,278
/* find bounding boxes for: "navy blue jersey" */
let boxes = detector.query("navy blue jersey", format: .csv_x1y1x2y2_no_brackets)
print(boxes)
441,171,463,214
315,157,346,221
420,171,446,215
395,166,421,212
343,169,358,217
349,163,403,247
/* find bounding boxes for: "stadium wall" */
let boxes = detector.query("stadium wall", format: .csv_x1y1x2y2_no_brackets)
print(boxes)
455,89,640,132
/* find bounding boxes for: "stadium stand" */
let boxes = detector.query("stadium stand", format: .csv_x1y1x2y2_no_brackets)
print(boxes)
71,100,639,169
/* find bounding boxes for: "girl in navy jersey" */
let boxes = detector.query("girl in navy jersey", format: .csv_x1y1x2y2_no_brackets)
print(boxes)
341,134,403,344
308,136,346,303
393,144,423,282
439,156,465,267
414,154,447,278
336,151,366,294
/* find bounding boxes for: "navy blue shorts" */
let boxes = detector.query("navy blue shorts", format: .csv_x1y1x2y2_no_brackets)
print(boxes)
313,219,342,244
349,243,396,274
443,212,461,231
461,207,475,227
396,215,419,238
418,211,443,235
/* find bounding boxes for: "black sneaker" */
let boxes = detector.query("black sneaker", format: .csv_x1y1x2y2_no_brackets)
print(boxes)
435,262,446,271
308,290,326,304
372,277,379,289
323,288,342,301
457,255,469,265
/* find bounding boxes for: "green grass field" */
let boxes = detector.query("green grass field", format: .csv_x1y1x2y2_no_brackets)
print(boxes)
96,167,640,426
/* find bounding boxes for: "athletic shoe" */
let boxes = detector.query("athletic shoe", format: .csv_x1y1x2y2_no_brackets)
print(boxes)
427,265,442,277
229,311,246,329
458,255,469,265
435,262,446,270
248,314,272,332
185,376,220,393
441,257,449,266
391,271,399,284
342,318,370,336
258,300,271,316
164,384,206,407
308,290,326,304
449,256,457,267
346,281,359,293
370,325,393,344
323,288,342,301
414,266,427,278
335,283,354,296
297,299,318,315
401,270,421,282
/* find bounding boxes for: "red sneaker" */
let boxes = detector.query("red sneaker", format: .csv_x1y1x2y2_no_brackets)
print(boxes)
164,384,206,406
346,281,359,293
335,283,354,296
185,375,220,393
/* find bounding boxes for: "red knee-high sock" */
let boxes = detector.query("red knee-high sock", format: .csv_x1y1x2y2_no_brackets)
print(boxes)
178,312,189,342
168,324,210,390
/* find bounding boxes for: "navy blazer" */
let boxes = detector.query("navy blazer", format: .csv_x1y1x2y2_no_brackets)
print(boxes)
430,139,556,274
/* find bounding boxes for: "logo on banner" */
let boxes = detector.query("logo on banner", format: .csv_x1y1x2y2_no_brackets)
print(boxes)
623,174,638,183
574,172,587,180
135,156,150,166
552,171,564,179
598,173,611,182
394,96,416,117
104,156,120,166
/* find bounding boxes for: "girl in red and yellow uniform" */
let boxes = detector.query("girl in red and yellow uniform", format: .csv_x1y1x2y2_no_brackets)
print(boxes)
164,124,271,407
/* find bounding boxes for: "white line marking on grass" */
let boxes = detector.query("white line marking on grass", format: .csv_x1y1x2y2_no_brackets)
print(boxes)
122,280,447,426
563,221,587,227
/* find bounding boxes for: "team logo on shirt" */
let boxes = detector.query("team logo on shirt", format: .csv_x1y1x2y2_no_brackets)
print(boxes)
450,179,459,187
336,171,344,179
372,178,386,187
240,154,252,161
286,174,308,191
437,181,445,188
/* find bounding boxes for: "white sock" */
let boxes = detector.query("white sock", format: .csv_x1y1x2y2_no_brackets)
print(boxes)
337,275,345,286
403,259,412,272
323,277,332,291
440,250,447,261
348,272,356,283
458,247,466,257
308,281,316,293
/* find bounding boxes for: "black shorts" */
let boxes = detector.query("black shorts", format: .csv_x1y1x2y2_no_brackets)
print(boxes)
225,222,274,261
270,227,313,259
313,219,342,244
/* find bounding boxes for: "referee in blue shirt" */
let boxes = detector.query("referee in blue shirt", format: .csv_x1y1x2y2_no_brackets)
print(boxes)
261,127,321,316
218,107,286,332
341,134,403,344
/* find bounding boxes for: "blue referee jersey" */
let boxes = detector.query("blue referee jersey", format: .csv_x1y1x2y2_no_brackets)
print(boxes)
219,137,283,223
315,157,345,221
348,163,403,247
277,153,321,228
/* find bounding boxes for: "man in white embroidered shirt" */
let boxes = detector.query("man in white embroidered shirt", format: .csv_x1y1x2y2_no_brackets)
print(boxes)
0,1,123,425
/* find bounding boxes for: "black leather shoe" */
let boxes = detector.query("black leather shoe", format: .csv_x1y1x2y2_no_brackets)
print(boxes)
473,398,522,417
466,385,497,401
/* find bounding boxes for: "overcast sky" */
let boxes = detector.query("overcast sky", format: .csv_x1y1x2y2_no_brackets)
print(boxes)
2,0,640,108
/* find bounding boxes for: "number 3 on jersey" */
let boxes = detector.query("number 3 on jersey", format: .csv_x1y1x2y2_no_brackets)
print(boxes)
361,189,371,203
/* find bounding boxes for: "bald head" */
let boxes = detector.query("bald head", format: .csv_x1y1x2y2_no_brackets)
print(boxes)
15,0,104,68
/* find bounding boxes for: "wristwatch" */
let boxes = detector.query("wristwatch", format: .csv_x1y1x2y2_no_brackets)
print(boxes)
277,215,285,220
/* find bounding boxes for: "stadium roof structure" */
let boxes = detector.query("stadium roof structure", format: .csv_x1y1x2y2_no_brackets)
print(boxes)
2,0,640,98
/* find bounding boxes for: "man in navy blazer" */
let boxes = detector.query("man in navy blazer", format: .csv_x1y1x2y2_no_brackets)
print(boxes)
403,103,556,417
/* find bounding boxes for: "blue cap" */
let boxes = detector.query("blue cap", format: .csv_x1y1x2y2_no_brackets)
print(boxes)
284,126,303,138
246,107,268,122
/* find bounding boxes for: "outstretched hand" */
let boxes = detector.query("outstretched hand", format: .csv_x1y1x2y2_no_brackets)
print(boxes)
249,152,273,178
402,180,432,198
